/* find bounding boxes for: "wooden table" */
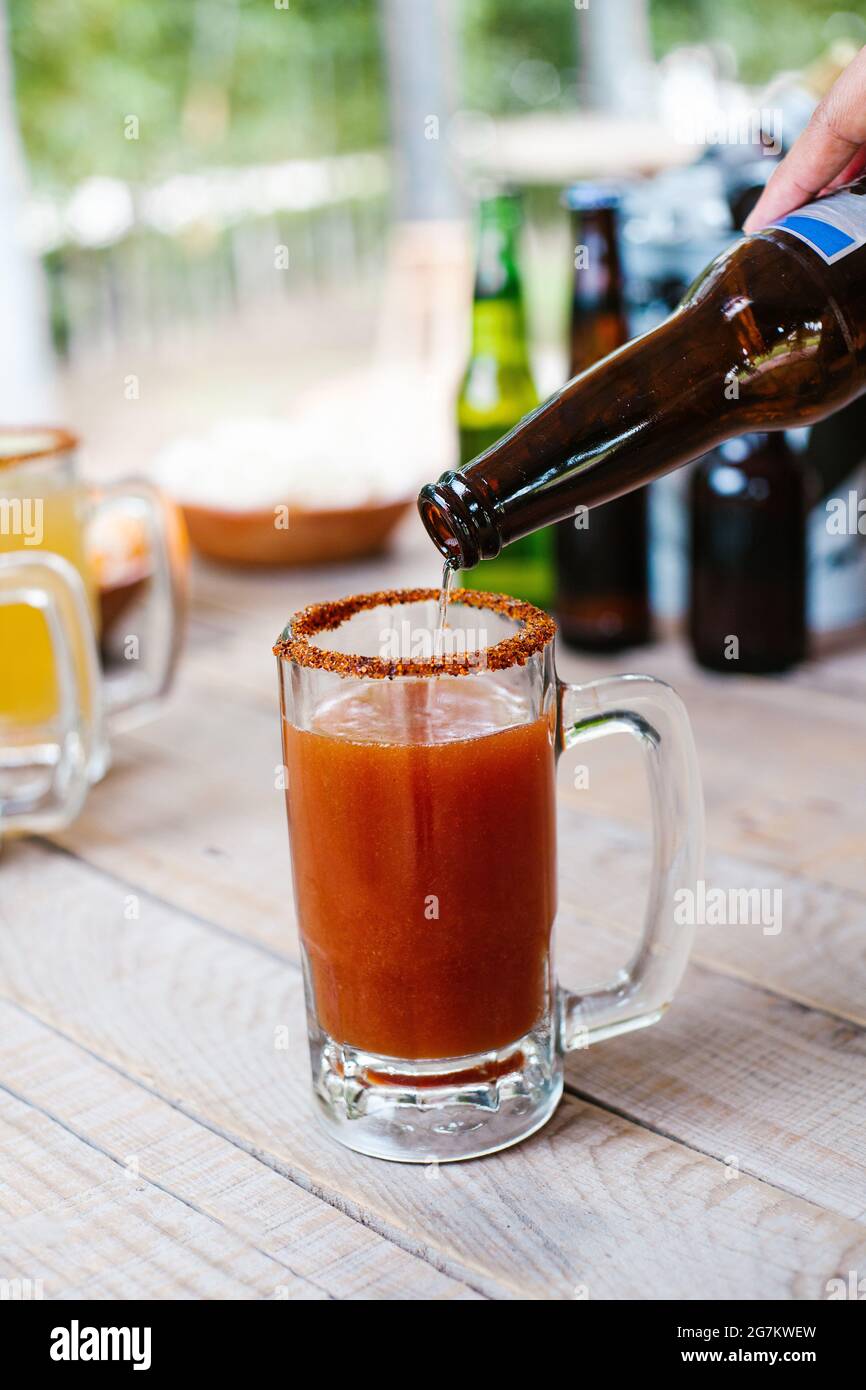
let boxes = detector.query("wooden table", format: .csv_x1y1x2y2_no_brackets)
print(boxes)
2,529,866,1301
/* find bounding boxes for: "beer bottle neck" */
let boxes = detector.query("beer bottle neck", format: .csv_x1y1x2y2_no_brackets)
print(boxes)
474,209,521,295
572,207,623,310
570,205,628,371
421,301,739,568
420,224,866,570
469,206,529,366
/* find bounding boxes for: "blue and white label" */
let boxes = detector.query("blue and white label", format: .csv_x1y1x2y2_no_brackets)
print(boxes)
771,188,866,265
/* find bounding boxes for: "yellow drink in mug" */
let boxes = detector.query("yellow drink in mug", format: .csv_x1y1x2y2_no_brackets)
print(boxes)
0,431,97,724
0,427,185,836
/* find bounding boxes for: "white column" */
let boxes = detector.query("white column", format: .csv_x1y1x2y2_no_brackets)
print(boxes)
578,0,656,118
0,0,55,423
380,0,461,221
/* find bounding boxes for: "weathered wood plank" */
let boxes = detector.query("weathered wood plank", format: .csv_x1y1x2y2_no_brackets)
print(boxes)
556,808,866,1028
50,658,866,1031
565,963,866,1219
1,843,864,1299
0,1005,480,1301
180,562,866,900
0,1087,322,1300
11,833,866,1221
187,542,866,704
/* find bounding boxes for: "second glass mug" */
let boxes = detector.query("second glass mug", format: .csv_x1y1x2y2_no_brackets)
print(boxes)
0,426,185,837
276,587,704,1162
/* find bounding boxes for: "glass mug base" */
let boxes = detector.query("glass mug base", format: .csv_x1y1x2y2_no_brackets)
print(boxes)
309,1020,563,1163
0,731,109,838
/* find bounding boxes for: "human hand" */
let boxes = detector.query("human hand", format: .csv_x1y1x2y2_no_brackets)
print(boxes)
744,45,866,232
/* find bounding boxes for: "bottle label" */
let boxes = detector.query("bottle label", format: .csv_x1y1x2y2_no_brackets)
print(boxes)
771,187,866,265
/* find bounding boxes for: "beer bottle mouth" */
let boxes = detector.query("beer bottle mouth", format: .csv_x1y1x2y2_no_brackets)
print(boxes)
417,471,501,571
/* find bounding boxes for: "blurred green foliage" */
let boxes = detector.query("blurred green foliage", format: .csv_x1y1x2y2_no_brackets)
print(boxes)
650,0,866,83
7,0,387,183
7,0,866,188
458,0,580,111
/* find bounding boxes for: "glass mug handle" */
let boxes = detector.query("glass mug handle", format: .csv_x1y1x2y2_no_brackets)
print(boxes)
557,674,704,1048
0,552,103,836
90,481,186,729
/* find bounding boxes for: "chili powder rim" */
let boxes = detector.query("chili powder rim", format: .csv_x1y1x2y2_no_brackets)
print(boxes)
0,425,79,469
273,586,556,679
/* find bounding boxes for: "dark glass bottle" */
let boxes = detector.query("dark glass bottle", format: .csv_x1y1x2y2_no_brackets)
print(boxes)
555,184,649,650
456,192,553,606
689,433,808,673
418,179,866,572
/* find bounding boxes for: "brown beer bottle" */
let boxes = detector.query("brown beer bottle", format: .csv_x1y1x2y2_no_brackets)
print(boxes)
555,185,650,650
689,433,808,673
418,179,866,571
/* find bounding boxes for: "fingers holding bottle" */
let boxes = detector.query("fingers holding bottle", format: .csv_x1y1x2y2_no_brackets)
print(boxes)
744,44,866,232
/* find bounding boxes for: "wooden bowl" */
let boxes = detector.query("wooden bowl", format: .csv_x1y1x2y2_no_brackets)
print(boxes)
180,496,413,568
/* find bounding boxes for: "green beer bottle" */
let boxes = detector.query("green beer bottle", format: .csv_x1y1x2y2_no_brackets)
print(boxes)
457,192,554,605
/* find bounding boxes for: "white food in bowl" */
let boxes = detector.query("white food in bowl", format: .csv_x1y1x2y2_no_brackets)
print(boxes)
150,371,446,514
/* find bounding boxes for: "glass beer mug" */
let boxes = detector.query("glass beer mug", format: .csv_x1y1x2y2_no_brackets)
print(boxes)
275,587,704,1162
0,427,184,836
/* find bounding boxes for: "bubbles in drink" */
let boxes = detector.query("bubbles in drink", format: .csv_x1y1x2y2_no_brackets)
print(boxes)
311,678,529,746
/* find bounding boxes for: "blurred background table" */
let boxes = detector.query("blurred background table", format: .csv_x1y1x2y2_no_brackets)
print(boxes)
2,518,866,1300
